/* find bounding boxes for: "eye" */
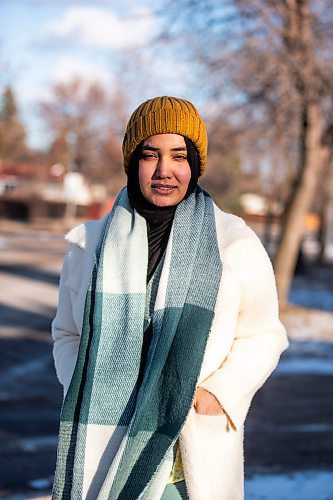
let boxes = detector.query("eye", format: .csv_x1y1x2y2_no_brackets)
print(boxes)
174,154,187,161
142,152,157,160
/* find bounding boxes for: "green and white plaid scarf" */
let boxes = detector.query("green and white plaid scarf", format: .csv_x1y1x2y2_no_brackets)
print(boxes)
53,186,222,500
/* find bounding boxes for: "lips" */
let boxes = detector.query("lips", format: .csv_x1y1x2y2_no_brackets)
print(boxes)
151,184,177,195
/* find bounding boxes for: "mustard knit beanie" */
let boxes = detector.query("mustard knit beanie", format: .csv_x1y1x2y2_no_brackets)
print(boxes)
122,96,208,175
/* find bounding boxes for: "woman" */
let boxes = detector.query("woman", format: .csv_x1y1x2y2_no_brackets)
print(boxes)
52,96,288,500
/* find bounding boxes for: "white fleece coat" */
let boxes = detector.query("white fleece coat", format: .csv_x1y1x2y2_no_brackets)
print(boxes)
52,203,288,500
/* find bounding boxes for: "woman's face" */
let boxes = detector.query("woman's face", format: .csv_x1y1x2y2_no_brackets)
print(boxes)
138,134,191,207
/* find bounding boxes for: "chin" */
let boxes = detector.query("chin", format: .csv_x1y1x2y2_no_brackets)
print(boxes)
152,199,176,207
151,195,182,207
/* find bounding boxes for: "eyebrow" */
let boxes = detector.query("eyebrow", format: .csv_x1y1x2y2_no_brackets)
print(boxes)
142,145,187,152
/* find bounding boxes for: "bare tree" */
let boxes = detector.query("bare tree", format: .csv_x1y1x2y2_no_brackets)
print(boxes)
201,117,242,211
272,0,332,306
40,78,127,195
158,0,333,306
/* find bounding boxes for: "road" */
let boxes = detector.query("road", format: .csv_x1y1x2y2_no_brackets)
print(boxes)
0,223,64,498
0,222,332,498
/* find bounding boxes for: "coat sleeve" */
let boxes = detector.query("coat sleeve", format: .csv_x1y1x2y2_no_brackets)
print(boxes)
199,234,289,430
51,245,81,397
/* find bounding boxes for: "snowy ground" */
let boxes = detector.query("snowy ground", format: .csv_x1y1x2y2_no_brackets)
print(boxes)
245,471,333,500
3,472,332,500
289,266,333,312
244,286,333,499
5,471,333,500
1,223,333,500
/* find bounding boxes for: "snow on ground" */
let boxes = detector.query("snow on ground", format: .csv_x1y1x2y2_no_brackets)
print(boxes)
289,272,333,312
275,337,333,374
245,471,333,500
285,263,333,342
5,471,333,500
277,357,333,375
1,229,332,500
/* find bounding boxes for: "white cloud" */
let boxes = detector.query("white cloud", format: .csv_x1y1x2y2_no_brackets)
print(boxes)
15,81,53,107
14,56,117,149
51,56,115,90
15,57,115,107
42,6,157,50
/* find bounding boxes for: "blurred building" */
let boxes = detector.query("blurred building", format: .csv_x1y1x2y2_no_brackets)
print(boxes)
239,191,333,264
0,160,112,222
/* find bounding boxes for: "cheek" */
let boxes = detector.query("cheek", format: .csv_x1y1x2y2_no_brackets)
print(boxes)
138,163,151,188
178,166,191,189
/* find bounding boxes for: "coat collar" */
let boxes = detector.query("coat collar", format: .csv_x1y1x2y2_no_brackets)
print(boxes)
65,214,109,250
64,204,247,253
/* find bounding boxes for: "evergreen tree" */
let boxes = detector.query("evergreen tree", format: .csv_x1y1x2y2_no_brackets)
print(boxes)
0,86,28,162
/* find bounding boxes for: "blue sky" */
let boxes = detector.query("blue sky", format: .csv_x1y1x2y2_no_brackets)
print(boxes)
0,0,196,149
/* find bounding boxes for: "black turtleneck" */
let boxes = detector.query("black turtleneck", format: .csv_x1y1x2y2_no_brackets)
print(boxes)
127,136,200,283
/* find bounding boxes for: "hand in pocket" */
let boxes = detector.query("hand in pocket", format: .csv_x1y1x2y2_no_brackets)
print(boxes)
193,387,225,416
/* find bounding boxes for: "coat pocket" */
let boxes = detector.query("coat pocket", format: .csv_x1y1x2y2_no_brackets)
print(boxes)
194,412,228,432
179,409,244,500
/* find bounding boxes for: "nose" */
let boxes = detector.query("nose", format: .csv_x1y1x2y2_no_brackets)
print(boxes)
154,155,171,179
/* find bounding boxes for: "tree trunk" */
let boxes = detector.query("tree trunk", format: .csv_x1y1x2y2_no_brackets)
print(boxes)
274,103,328,308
